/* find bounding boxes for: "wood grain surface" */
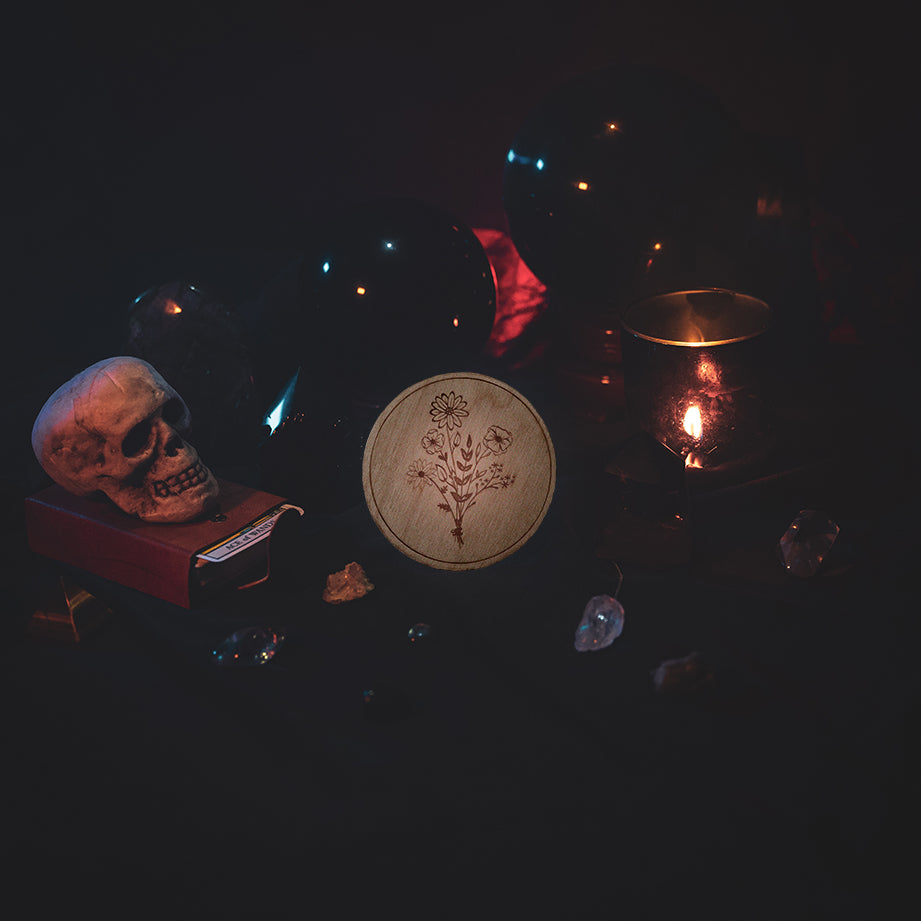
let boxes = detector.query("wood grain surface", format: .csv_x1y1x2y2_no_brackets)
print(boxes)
363,373,555,570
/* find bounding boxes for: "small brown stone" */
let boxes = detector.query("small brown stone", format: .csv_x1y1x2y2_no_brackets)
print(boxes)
322,561,374,604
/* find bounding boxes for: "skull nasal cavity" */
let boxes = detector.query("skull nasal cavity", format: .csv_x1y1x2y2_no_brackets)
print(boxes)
164,431,184,457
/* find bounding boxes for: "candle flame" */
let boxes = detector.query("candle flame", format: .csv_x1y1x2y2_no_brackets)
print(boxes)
163,300,182,315
757,195,783,218
683,405,703,439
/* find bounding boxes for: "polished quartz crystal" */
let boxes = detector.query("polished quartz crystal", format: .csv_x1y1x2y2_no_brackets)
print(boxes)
652,652,713,692
407,623,433,643
778,509,840,577
212,627,285,666
574,594,625,652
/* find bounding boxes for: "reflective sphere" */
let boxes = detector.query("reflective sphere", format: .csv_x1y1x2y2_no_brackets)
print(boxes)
125,281,262,465
503,66,744,306
258,367,364,514
297,197,497,405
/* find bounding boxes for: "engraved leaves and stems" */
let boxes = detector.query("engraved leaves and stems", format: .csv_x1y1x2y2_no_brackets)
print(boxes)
406,391,516,547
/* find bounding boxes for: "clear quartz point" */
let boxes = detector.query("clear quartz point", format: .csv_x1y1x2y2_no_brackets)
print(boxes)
778,509,840,577
652,652,712,692
212,626,285,666
574,594,625,652
407,623,433,643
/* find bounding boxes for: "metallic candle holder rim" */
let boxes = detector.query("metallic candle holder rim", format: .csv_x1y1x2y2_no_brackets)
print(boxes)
620,288,772,347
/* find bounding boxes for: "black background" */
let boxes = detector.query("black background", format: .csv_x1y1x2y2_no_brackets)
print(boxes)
2,3,917,918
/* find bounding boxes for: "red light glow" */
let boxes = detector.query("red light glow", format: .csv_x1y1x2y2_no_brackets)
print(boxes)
757,195,783,218
472,227,548,364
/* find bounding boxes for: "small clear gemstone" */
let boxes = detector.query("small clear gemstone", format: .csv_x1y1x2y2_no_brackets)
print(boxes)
778,509,840,577
652,652,712,692
212,626,285,666
407,623,433,643
574,595,625,652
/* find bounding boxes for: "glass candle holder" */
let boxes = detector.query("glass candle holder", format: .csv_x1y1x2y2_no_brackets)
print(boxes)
621,289,772,476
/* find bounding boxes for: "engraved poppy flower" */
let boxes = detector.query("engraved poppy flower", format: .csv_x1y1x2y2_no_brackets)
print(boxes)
484,425,513,454
421,428,445,454
406,458,434,489
429,391,469,430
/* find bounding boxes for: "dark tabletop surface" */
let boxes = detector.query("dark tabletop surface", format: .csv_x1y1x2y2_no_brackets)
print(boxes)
2,4,918,919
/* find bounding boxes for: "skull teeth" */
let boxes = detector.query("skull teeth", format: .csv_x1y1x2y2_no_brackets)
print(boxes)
153,462,209,498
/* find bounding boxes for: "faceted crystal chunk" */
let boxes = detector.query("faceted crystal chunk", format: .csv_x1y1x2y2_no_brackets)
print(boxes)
778,509,840,578
212,627,285,666
574,594,624,652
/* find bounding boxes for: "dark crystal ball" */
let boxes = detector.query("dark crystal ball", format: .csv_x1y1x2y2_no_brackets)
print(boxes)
296,197,497,405
124,280,262,465
258,366,364,514
502,66,745,306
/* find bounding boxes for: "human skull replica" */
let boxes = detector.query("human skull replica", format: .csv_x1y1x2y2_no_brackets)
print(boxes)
31,357,220,522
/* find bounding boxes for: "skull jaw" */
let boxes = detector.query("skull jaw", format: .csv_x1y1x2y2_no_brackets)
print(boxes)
106,469,221,523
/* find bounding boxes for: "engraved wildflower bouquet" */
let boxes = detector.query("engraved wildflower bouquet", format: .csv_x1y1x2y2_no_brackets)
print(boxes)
406,391,516,546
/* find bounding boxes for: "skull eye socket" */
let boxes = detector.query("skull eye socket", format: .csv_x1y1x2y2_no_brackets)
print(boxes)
121,420,152,457
162,397,185,425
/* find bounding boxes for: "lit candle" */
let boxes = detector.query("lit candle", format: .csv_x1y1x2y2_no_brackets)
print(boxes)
621,289,772,474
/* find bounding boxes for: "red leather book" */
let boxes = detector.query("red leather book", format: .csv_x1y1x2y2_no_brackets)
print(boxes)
24,479,302,608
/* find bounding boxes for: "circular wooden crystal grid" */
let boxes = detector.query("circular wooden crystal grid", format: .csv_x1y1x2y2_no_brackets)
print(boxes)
363,373,556,570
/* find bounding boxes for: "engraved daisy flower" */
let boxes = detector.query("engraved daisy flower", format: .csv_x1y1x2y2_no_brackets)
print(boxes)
406,459,434,489
484,425,513,454
429,391,469,430
421,428,445,454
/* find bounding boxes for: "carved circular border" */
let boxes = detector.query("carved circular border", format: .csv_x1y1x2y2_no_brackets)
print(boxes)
363,373,556,570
